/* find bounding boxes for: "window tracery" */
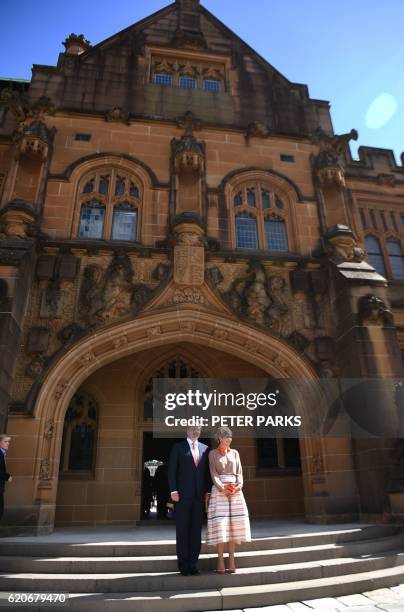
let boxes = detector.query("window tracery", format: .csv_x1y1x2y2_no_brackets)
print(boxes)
77,169,141,241
360,206,404,280
233,182,289,252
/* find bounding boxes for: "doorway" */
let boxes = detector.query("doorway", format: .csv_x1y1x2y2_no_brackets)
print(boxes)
141,432,211,521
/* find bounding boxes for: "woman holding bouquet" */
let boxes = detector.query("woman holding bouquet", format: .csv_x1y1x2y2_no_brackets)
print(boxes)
206,426,251,573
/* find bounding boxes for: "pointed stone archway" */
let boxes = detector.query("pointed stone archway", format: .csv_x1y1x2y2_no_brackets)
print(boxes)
26,305,338,533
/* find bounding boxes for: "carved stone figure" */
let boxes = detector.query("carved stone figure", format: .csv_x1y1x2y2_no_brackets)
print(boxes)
324,225,365,263
312,127,358,186
79,252,168,326
223,259,292,336
25,355,47,379
245,121,270,144
358,294,394,327
104,107,130,125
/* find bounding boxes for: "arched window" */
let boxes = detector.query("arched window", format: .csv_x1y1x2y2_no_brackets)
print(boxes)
232,182,290,252
365,235,386,277
77,169,141,241
236,213,258,249
60,392,98,478
387,237,404,280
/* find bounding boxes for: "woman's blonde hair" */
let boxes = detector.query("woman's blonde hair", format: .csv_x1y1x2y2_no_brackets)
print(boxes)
215,426,232,443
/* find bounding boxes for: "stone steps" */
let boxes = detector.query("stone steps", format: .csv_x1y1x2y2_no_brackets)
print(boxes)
3,565,404,612
0,524,403,612
0,534,401,573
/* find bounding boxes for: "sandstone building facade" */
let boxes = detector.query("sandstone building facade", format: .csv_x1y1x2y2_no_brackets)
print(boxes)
0,0,403,534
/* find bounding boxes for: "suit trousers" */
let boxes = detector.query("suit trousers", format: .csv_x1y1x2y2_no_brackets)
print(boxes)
174,496,204,571
0,490,4,520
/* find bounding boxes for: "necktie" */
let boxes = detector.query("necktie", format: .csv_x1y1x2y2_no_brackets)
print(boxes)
192,441,199,467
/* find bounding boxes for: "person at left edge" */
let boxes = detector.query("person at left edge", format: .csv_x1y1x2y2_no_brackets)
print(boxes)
168,426,211,576
0,434,12,521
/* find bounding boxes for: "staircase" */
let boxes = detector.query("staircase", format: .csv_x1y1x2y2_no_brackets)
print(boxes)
0,522,404,611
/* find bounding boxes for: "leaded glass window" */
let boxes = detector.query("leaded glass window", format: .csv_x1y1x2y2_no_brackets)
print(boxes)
203,78,221,92
112,203,137,241
236,215,258,249
77,169,141,241
179,76,196,89
265,216,288,252
153,73,172,86
60,392,98,476
78,200,105,239
387,238,404,280
365,235,386,277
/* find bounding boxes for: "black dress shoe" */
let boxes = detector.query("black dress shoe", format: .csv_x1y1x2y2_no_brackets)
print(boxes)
189,567,200,575
180,569,190,576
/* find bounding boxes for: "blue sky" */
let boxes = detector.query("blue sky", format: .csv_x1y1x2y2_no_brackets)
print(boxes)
1,0,403,163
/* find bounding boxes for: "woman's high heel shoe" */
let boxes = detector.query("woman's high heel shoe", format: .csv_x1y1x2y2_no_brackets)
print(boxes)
226,567,236,573
215,568,226,574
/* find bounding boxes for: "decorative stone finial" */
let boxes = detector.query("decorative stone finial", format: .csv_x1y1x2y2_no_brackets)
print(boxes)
63,34,91,55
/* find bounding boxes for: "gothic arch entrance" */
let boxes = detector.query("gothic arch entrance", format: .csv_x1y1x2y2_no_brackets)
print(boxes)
13,308,334,532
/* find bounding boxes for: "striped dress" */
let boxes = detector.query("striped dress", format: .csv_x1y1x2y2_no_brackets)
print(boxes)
206,448,251,545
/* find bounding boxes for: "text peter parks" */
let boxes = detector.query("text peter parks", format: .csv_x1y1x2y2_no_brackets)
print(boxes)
152,378,404,438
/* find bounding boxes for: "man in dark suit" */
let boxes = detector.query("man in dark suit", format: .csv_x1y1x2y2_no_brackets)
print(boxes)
168,427,211,575
0,434,12,521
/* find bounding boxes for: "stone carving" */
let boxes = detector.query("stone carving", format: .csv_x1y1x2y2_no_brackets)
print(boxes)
223,260,292,336
174,245,204,286
80,352,95,365
172,287,205,304
38,458,51,481
245,340,258,352
287,331,310,353
0,200,38,239
0,88,55,124
27,327,50,354
377,173,396,187
13,120,56,161
207,266,224,286
40,282,63,319
324,225,365,263
63,33,91,54
104,107,130,125
25,355,47,379
44,420,55,440
148,326,162,337
57,323,85,345
213,328,229,340
176,110,202,134
312,127,358,187
358,294,394,327
245,121,270,144
55,382,68,400
180,321,196,332
113,335,129,349
172,114,205,175
79,252,166,326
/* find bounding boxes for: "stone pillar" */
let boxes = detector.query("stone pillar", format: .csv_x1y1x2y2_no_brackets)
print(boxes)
327,235,404,520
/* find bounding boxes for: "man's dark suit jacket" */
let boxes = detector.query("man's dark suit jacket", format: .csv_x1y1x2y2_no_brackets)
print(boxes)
168,440,211,498
0,451,10,493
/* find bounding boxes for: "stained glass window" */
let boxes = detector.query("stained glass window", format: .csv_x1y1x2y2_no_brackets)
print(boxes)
78,200,105,239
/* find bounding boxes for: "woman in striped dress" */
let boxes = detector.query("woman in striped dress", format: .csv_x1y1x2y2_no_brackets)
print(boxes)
206,426,251,573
